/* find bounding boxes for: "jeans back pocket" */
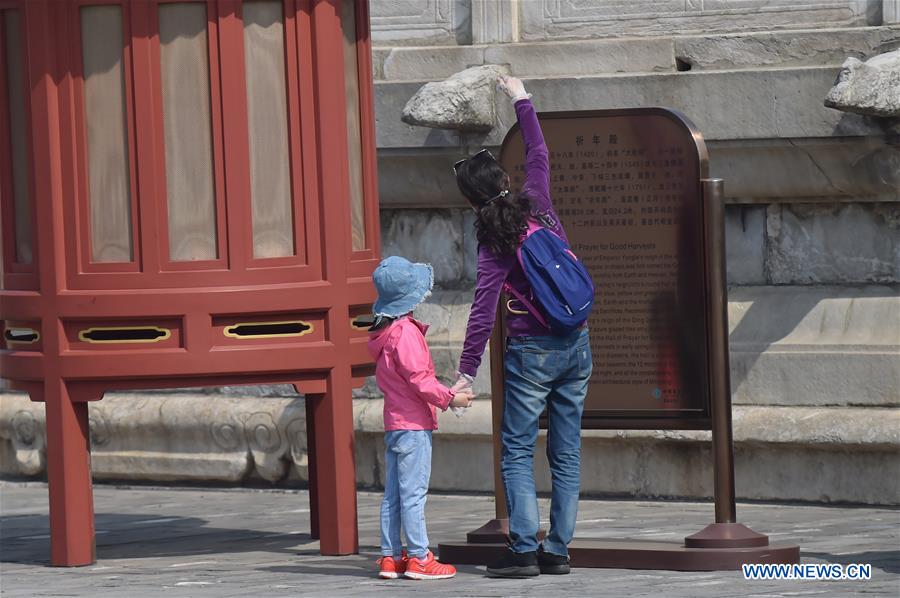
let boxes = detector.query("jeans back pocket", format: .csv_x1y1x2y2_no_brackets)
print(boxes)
576,342,593,379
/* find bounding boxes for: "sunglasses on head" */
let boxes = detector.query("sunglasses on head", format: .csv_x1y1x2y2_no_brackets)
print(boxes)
453,148,497,177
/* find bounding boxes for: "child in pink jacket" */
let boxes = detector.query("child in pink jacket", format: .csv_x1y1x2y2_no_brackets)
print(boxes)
368,256,474,580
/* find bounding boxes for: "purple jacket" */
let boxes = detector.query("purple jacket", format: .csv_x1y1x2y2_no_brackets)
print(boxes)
458,99,568,377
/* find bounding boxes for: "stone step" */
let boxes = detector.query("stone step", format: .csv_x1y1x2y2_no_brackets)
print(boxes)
376,138,898,209
728,285,900,406
373,26,900,81
397,286,900,408
356,400,900,505
2,394,897,505
375,65,888,151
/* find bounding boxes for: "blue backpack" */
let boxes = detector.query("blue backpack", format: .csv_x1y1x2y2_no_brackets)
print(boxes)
503,219,595,335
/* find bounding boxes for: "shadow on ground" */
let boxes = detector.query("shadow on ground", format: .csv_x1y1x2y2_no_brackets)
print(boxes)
261,562,485,580
803,550,900,575
0,513,314,565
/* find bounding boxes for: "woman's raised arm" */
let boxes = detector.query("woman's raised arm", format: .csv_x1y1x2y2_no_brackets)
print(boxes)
497,75,564,241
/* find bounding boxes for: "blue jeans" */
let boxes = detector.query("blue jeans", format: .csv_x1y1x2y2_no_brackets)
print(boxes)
380,430,433,559
502,328,591,556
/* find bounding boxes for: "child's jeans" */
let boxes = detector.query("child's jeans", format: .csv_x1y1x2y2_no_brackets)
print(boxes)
380,429,432,559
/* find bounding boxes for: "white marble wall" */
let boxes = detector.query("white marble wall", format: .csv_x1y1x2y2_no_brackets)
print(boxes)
370,0,885,46
370,0,471,46
520,0,876,41
885,0,900,23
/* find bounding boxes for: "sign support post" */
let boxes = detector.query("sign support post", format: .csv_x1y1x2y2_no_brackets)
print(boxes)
461,318,510,545
682,178,767,549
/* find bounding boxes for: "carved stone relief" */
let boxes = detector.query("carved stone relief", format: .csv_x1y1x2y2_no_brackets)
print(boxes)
370,0,471,46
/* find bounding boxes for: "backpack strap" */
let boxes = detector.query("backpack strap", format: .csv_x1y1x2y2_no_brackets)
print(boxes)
503,281,549,329
522,218,543,239
523,217,567,246
503,218,551,329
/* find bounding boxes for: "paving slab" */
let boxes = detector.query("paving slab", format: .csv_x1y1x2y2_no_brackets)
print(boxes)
0,482,897,597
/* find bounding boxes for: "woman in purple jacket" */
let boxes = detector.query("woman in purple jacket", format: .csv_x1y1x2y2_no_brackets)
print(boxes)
452,75,592,578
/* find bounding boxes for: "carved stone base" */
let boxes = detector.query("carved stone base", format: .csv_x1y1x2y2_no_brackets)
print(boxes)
2,392,898,505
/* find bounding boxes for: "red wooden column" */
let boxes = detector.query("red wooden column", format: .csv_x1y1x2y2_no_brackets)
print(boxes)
307,370,357,554
304,395,320,540
22,0,96,566
306,0,358,555
43,382,96,566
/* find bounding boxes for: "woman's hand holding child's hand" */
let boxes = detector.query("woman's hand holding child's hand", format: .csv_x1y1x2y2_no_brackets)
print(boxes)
450,374,475,417
451,391,475,409
450,373,474,394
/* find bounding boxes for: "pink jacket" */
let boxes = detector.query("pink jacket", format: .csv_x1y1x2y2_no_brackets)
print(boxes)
368,316,455,431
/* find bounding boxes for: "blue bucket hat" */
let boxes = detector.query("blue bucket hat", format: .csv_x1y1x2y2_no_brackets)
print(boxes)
372,256,434,318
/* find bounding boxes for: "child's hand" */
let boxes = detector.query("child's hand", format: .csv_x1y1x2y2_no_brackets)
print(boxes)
450,391,475,409
497,75,528,101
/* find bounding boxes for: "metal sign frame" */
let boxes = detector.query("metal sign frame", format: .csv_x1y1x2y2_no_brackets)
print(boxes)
440,108,799,570
496,107,715,430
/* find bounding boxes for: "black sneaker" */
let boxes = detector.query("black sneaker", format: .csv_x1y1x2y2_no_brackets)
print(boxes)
537,545,570,575
485,548,540,578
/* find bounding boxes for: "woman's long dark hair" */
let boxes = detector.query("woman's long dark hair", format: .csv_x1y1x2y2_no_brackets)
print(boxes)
455,153,531,255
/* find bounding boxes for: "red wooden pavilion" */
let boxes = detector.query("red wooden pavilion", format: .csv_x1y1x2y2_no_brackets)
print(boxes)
0,0,379,566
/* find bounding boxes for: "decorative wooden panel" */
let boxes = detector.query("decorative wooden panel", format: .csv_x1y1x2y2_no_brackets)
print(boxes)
243,0,295,259
80,5,134,263
159,2,218,262
342,0,366,251
2,9,31,265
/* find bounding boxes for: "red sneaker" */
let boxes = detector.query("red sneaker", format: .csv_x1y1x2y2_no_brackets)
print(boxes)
377,552,408,579
404,551,456,580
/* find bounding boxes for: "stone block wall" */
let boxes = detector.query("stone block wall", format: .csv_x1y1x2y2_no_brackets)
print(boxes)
364,0,900,503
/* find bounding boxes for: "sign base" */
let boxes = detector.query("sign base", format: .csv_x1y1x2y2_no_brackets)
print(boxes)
439,535,799,572
465,518,545,544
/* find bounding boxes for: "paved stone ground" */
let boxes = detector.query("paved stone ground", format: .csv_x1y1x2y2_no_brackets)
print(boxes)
1,482,897,597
